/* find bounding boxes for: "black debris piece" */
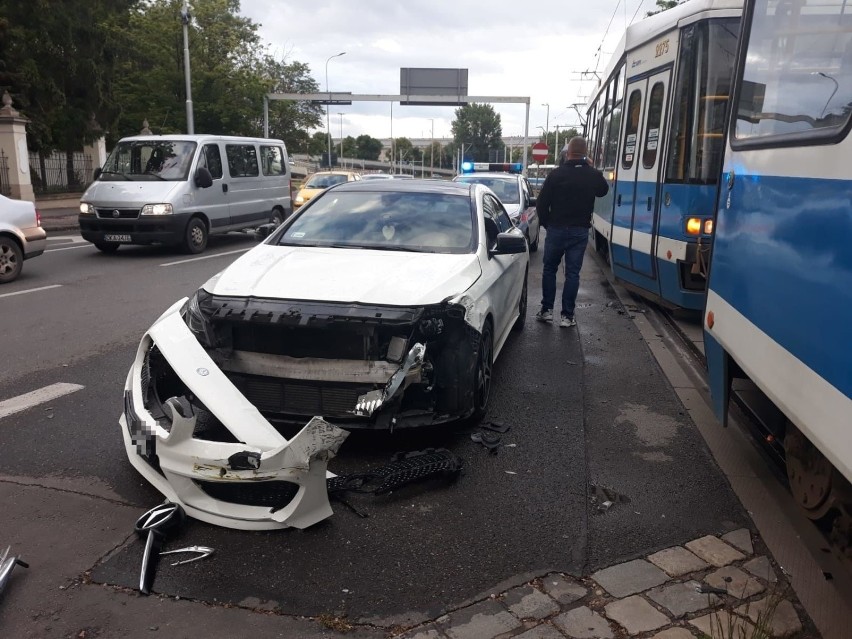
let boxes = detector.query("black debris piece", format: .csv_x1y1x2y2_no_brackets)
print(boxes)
328,448,463,496
470,431,502,453
480,420,510,434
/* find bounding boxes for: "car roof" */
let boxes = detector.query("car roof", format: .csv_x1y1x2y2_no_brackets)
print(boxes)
454,172,519,180
331,179,473,196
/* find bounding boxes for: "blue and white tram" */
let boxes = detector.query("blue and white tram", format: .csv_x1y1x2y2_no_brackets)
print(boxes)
586,0,742,309
705,0,852,540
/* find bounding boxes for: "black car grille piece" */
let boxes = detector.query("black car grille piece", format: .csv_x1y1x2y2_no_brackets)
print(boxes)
194,480,300,511
327,448,463,495
97,208,140,219
231,375,366,417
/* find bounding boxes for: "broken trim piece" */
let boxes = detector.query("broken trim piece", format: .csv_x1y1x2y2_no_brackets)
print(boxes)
355,343,426,416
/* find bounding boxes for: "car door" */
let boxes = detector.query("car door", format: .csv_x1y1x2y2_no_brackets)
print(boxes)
224,143,266,228
521,178,539,238
193,143,230,231
482,193,524,342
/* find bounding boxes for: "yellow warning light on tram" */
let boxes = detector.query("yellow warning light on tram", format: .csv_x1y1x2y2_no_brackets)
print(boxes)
686,217,702,235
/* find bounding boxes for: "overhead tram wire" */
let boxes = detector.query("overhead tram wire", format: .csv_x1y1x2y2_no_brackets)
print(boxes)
629,0,646,26
594,0,623,75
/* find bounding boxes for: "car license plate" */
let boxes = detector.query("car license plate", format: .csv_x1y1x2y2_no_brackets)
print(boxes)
104,234,131,242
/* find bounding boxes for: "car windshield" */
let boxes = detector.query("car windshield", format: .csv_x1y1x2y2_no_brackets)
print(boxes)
100,140,197,181
279,190,475,254
455,176,520,204
304,174,348,188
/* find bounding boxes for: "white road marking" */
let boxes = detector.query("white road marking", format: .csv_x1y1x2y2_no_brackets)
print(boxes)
160,248,251,267
0,284,63,299
46,235,85,243
0,383,85,420
46,244,93,253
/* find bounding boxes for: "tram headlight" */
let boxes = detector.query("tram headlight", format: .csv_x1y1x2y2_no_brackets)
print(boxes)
686,217,702,235
704,219,714,235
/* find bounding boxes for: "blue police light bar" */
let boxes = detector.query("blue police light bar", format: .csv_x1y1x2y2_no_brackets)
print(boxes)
460,162,523,174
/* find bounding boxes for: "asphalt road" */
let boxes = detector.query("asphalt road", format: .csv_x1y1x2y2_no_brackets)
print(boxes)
0,232,748,634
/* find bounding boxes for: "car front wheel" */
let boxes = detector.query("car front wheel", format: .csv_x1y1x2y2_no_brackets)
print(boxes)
183,217,208,254
0,237,23,283
513,272,528,332
471,321,493,423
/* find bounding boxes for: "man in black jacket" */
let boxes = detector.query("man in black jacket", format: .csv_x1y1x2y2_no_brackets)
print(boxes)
535,137,609,327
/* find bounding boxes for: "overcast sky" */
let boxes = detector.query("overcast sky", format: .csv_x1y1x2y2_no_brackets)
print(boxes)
240,0,652,141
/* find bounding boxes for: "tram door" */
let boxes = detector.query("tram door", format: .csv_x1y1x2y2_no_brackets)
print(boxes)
612,69,671,279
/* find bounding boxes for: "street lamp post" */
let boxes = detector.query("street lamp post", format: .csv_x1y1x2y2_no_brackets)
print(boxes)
180,1,194,134
541,102,550,140
325,51,346,167
337,112,344,167
428,118,434,177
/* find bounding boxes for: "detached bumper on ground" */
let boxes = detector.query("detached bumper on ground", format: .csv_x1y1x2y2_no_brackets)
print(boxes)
120,305,349,531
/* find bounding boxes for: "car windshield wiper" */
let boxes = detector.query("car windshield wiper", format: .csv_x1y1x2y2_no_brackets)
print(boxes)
143,171,166,181
99,170,133,180
361,245,423,253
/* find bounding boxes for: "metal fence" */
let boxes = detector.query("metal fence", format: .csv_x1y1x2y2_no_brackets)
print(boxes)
28,151,92,195
0,150,10,196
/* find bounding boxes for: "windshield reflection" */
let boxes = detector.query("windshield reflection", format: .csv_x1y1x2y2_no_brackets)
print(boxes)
100,141,197,181
279,191,475,254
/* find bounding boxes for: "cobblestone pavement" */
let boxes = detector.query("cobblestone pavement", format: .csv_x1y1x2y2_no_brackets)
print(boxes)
395,530,814,639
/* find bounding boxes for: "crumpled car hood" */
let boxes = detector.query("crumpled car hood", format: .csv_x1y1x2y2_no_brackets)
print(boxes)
208,244,482,306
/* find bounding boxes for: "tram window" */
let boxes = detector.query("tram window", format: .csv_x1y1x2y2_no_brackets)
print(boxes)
643,83,665,168
666,18,739,183
622,90,642,170
614,65,625,107
735,0,852,142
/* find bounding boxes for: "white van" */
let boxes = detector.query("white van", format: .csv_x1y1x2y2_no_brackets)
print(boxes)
79,135,291,254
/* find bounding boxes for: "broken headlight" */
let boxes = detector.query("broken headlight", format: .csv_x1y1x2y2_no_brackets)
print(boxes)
181,288,215,348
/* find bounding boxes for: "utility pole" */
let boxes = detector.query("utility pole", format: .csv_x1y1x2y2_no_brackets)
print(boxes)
325,52,345,167
180,1,194,134
541,103,550,147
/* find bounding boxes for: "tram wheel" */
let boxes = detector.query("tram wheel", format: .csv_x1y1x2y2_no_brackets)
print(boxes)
785,423,835,520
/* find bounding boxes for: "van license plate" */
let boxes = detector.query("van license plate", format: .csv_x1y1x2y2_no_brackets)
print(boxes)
104,234,131,242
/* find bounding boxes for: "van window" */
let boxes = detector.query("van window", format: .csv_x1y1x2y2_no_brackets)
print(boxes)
226,144,259,177
261,145,286,176
199,144,223,179
100,140,196,181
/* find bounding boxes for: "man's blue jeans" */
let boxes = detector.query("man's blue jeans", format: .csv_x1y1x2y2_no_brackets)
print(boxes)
541,226,589,317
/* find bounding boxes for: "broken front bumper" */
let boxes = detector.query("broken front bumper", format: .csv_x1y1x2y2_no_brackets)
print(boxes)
120,302,349,531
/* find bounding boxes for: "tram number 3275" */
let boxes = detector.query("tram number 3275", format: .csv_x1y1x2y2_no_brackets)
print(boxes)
655,40,670,58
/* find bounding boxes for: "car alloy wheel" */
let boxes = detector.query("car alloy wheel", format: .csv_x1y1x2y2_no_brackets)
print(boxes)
472,322,493,421
0,238,23,283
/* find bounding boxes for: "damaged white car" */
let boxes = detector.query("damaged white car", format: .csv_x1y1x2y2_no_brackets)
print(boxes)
120,180,528,529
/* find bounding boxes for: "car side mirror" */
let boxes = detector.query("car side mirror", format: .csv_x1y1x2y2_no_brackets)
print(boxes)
254,223,277,241
195,166,213,189
493,232,527,255
93,167,102,180
528,196,536,207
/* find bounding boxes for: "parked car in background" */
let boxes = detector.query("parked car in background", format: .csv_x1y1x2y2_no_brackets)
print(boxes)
360,173,394,180
78,135,291,254
0,194,46,283
453,163,541,251
293,170,360,208
120,179,528,529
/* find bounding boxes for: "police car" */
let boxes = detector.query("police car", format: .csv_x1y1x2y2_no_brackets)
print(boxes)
453,163,540,252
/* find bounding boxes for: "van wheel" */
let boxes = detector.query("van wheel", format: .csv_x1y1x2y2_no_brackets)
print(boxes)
183,217,208,254
0,237,23,283
270,208,285,226
94,242,120,253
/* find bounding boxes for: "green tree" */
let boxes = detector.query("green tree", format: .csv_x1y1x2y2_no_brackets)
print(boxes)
257,57,324,151
355,134,383,161
451,103,503,162
341,135,357,157
0,0,129,159
308,131,329,156
647,0,684,16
